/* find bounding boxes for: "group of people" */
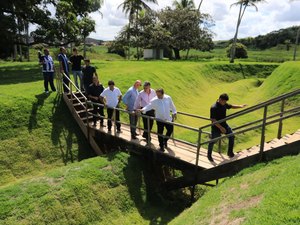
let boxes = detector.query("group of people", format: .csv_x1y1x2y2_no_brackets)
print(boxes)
39,47,97,94
39,47,247,159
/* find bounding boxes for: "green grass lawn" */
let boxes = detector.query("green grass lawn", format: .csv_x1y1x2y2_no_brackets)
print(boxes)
0,59,299,224
170,154,300,225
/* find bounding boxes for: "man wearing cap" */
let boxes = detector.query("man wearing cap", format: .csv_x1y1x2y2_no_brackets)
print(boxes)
58,47,70,93
123,80,142,139
207,93,247,162
39,48,56,93
82,58,98,94
70,48,84,90
100,80,122,133
134,81,156,141
140,88,177,152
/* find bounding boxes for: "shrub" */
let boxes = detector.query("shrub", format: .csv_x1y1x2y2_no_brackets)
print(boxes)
226,43,248,59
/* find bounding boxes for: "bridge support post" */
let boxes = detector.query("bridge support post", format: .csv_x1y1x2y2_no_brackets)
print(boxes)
260,106,268,161
277,99,285,139
191,129,202,202
147,116,151,146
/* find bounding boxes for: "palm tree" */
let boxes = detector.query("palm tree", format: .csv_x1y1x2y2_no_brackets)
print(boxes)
118,0,158,60
230,0,266,63
172,0,195,9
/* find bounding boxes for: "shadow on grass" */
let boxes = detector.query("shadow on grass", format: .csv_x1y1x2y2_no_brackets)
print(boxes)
0,64,42,85
50,93,96,165
28,93,49,132
123,154,189,225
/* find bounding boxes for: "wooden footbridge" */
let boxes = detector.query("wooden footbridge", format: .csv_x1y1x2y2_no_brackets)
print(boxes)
58,74,300,198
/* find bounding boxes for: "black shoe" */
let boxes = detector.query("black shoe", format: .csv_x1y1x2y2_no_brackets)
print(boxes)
158,147,165,152
208,155,214,162
108,128,112,133
227,153,235,158
131,135,138,139
100,123,106,127
117,130,122,133
164,142,168,148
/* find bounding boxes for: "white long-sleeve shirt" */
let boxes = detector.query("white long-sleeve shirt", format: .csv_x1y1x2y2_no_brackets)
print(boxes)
134,88,156,109
142,94,177,122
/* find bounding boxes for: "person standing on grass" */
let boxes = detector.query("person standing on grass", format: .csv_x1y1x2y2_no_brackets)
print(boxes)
82,58,98,94
58,47,70,93
140,88,177,152
39,48,56,94
69,48,84,90
134,81,156,141
88,76,105,127
100,80,122,133
207,93,247,162
123,80,142,139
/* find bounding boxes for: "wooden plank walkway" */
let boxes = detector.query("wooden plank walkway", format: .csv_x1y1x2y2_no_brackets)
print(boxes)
87,120,300,170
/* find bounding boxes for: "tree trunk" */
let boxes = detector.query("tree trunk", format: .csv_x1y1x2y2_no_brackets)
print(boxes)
230,3,244,63
13,45,18,61
186,49,190,60
173,48,181,60
197,0,204,11
25,21,30,61
83,37,87,58
293,27,300,61
136,10,140,61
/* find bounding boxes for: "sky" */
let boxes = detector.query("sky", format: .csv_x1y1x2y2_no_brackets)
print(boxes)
89,0,300,41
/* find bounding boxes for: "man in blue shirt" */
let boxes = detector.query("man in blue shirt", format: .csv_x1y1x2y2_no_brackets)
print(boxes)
207,93,247,162
58,47,70,93
123,80,141,139
39,48,56,93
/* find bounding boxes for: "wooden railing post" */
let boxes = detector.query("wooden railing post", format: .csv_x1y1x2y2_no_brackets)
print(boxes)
86,100,90,142
113,108,117,135
259,106,268,161
147,116,151,145
277,99,285,139
218,139,222,154
191,128,202,202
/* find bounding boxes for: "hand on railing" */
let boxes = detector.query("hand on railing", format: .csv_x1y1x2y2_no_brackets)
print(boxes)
172,113,177,121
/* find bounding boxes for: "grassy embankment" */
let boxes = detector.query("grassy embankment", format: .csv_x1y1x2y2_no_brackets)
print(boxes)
170,154,300,225
0,60,299,224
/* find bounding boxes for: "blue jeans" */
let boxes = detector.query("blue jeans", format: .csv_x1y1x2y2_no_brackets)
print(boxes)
72,70,83,90
207,125,235,156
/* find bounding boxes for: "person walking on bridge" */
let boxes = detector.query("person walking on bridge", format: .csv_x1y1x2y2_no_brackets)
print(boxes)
123,80,142,139
82,58,98,94
207,93,247,162
88,76,105,127
140,88,177,152
100,80,122,133
134,81,156,141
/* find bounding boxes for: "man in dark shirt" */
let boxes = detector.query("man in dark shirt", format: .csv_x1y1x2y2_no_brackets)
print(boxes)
88,76,105,127
82,58,98,94
207,93,247,162
69,48,84,90
58,47,70,93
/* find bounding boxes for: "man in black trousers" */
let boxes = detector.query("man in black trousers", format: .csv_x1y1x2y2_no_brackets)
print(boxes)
207,93,247,162
87,76,105,127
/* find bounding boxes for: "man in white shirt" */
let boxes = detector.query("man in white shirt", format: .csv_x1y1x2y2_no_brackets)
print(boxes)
140,88,177,152
134,81,156,141
123,80,141,139
100,80,122,133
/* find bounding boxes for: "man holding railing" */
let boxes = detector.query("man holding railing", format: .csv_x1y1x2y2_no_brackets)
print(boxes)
207,93,247,162
140,88,177,152
123,80,142,139
100,80,122,133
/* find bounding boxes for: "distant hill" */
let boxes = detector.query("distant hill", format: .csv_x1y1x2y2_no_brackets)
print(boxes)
215,26,300,50
85,37,104,45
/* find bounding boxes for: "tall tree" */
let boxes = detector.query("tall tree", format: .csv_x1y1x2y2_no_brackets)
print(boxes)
118,0,158,60
172,0,195,9
229,0,266,63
